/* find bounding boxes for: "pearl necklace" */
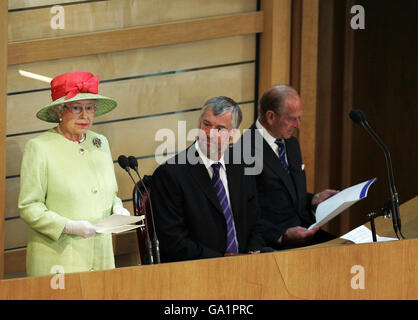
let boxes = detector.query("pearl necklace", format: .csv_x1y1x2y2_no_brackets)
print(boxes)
56,125,86,144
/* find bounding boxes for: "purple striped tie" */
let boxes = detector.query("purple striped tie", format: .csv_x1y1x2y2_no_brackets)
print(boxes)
211,163,238,254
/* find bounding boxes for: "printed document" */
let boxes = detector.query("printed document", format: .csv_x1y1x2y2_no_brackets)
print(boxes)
94,214,144,234
340,225,398,244
308,178,376,230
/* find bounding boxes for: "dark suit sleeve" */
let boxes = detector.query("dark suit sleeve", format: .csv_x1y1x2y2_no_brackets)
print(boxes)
151,164,223,262
305,192,314,210
243,175,266,252
259,212,288,246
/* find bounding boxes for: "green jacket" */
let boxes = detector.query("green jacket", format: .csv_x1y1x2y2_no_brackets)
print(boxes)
19,129,122,277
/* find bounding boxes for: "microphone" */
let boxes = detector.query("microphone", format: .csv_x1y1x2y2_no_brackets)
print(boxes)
117,155,144,200
117,155,154,264
349,109,404,239
128,156,161,264
349,109,367,125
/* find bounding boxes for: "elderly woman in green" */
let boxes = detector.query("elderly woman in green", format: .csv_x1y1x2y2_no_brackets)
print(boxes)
18,71,130,277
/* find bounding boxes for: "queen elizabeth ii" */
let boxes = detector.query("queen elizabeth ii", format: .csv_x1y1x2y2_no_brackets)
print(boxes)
18,71,130,277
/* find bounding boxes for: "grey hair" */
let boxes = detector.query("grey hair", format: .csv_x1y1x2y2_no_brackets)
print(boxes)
259,84,300,118
199,96,242,129
47,104,65,122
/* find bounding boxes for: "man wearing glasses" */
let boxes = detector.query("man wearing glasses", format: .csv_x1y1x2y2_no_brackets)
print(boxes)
241,84,338,249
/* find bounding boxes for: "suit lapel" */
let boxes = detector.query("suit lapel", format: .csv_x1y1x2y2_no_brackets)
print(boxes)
187,145,224,216
225,161,241,221
286,139,304,208
252,125,297,204
225,161,242,246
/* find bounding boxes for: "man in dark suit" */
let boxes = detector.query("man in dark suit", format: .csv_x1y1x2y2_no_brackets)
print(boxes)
240,85,338,249
151,96,265,262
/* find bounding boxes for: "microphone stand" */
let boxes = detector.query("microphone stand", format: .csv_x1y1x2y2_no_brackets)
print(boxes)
358,119,404,240
132,167,161,264
123,167,154,264
367,200,392,242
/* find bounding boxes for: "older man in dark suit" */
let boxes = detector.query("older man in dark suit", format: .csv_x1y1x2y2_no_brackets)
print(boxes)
240,85,338,249
151,96,265,262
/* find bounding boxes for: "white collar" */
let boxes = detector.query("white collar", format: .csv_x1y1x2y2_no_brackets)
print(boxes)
255,118,280,145
194,141,226,171
56,125,86,143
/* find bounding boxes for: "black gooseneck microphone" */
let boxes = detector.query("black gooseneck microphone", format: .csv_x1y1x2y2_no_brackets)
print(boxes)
349,109,404,239
117,155,142,196
117,155,154,264
128,156,161,264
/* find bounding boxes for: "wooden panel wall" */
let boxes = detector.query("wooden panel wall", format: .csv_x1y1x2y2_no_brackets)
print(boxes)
258,0,291,95
316,0,417,235
0,0,8,280
2,0,264,278
348,0,418,231
298,0,319,193
8,0,257,42
2,0,303,279
315,0,346,234
8,0,78,10
258,0,319,194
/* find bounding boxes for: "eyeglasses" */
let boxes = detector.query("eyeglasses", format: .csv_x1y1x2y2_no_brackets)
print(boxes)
64,104,97,115
200,120,230,134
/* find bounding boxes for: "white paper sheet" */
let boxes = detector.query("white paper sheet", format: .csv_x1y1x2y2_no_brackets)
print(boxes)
308,178,376,230
95,224,141,234
340,225,398,244
93,214,144,234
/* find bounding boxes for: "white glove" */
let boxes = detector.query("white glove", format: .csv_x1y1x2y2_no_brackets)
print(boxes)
112,204,131,216
64,220,97,238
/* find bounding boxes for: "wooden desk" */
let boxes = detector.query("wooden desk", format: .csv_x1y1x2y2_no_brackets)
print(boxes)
365,196,418,239
0,237,416,300
1,197,416,300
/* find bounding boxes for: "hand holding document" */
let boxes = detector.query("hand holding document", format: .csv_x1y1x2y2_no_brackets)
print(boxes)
93,214,145,234
308,178,376,230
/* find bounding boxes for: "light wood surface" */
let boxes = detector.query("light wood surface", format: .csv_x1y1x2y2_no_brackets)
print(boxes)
5,178,20,219
340,0,356,232
365,196,418,240
278,238,417,299
4,218,27,251
9,0,257,41
9,11,263,65
8,34,255,93
4,248,26,275
0,0,8,279
9,0,75,10
298,0,319,193
258,0,291,97
0,238,416,299
9,0,255,11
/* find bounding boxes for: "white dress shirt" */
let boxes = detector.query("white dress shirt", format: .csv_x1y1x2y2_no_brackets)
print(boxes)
195,141,233,210
255,118,288,163
255,119,288,245
195,141,239,247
